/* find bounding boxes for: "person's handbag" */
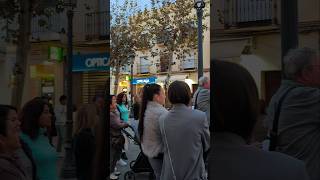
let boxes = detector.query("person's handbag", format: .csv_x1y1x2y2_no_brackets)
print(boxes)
268,86,296,151
111,134,125,151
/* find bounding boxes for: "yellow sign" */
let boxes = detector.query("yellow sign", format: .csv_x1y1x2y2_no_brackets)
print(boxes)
30,64,55,78
119,81,129,87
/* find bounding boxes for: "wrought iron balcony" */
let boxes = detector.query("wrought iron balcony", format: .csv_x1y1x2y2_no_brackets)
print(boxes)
224,0,272,28
137,64,150,74
31,13,66,34
85,11,109,40
180,58,196,70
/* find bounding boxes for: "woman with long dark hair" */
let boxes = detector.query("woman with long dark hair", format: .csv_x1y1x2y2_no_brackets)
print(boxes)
110,95,129,179
116,92,129,123
116,92,130,164
138,84,168,180
19,99,58,180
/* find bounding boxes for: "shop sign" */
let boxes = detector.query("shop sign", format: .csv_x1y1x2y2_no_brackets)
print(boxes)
132,77,157,85
72,53,109,72
119,81,129,87
48,46,64,62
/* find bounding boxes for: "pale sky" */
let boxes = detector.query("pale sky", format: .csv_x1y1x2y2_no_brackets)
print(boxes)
111,0,152,10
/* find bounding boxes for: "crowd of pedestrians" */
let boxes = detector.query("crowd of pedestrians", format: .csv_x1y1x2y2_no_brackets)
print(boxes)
265,47,320,180
0,94,106,180
0,47,319,180
109,47,319,180
208,60,309,180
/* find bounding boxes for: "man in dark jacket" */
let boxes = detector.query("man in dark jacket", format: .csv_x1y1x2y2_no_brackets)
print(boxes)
266,48,320,180
192,76,210,126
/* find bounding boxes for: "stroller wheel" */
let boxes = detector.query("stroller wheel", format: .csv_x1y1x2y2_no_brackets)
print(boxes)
124,171,136,180
129,160,136,169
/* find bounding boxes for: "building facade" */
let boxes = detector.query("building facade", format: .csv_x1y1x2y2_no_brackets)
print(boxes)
22,0,109,107
211,0,320,105
115,2,211,96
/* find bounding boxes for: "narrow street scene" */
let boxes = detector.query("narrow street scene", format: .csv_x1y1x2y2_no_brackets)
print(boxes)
0,0,320,180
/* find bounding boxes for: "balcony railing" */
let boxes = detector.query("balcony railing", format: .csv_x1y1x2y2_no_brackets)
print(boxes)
31,13,66,34
137,64,150,74
85,11,109,40
181,59,196,70
224,0,272,27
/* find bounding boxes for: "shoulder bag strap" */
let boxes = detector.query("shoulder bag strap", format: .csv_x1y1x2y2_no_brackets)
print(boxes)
269,86,296,151
194,89,201,109
159,115,177,180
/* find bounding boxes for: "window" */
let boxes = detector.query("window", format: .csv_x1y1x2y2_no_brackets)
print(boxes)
160,52,172,72
140,57,149,74
181,52,196,70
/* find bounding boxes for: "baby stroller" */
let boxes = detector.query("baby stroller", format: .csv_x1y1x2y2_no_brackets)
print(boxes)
121,126,156,180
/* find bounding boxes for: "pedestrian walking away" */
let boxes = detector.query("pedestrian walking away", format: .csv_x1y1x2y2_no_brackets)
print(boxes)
193,76,210,126
73,104,98,180
266,47,320,180
208,60,309,180
159,81,210,180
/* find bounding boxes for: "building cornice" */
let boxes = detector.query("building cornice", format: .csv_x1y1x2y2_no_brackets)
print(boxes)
211,21,320,40
131,68,210,77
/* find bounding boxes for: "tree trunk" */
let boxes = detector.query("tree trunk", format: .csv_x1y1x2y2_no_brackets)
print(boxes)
113,66,121,95
11,0,31,108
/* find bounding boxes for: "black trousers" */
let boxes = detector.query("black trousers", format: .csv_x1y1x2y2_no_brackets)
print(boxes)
110,147,122,174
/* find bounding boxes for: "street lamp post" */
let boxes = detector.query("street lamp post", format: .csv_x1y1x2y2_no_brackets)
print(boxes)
194,0,205,81
130,58,134,106
62,0,76,178
281,0,298,77
128,53,135,109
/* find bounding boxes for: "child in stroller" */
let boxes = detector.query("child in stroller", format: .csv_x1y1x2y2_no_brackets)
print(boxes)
121,126,156,180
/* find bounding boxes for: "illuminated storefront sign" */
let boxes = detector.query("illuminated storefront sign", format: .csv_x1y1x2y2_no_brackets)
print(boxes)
72,53,109,72
132,77,157,85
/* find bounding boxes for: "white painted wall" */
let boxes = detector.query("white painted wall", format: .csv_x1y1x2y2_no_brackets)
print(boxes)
218,32,320,99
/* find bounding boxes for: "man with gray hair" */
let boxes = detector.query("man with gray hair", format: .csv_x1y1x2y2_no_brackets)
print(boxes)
266,47,320,180
193,76,210,125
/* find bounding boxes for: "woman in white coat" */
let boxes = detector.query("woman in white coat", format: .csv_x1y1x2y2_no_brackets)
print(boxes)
138,84,168,180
